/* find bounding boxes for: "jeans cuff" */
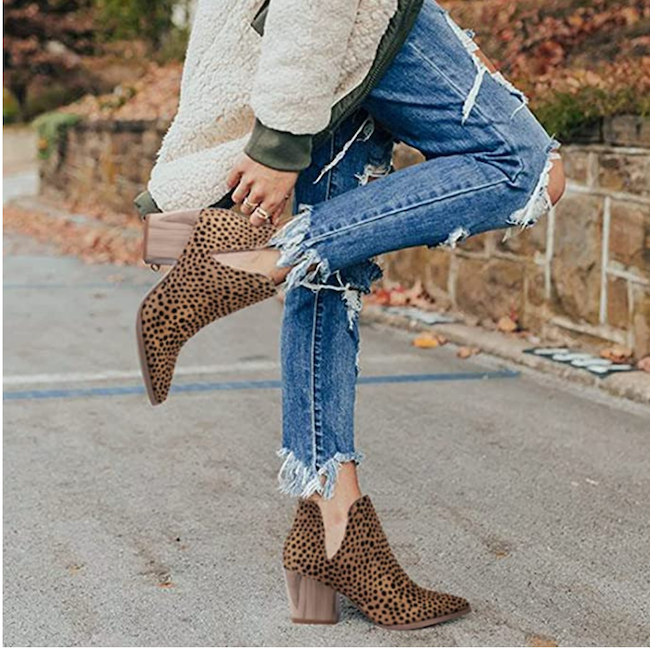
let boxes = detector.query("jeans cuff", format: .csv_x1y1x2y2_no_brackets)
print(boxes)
276,448,365,500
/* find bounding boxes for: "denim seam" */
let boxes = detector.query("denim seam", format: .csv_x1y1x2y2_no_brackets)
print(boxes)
310,289,324,471
303,175,510,247
408,40,525,183
325,131,335,200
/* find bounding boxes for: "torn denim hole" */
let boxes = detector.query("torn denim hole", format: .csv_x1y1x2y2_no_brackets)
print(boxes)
268,204,329,292
505,137,562,236
300,270,364,331
442,226,470,249
276,447,365,499
312,113,376,185
269,207,368,329
355,159,393,186
443,12,528,123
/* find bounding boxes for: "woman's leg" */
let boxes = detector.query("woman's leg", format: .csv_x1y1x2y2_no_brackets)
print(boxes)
273,109,395,551
266,0,563,291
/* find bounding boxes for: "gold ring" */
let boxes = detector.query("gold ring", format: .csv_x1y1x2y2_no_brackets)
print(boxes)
253,206,271,221
242,197,259,210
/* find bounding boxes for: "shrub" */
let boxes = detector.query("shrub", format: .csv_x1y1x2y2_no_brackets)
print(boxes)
32,111,81,159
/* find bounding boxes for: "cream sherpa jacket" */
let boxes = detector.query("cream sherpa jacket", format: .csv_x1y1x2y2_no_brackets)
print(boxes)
148,0,405,212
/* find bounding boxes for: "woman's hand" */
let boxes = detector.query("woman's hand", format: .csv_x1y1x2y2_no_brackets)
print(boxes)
226,153,298,226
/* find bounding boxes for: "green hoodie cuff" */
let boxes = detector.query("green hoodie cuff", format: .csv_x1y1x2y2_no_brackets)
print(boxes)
133,189,161,219
244,118,313,171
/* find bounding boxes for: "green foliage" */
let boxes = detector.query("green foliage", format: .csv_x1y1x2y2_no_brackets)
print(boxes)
3,88,20,123
4,0,97,119
93,0,175,48
32,111,81,159
533,86,650,142
156,26,190,64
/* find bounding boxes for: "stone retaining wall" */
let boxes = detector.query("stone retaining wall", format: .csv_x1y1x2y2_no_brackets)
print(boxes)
39,119,166,213
39,115,650,356
387,120,650,357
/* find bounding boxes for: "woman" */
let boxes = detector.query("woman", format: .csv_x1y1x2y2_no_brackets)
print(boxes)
135,0,565,629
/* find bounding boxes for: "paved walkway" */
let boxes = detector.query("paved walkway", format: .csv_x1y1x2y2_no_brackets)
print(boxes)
4,230,649,646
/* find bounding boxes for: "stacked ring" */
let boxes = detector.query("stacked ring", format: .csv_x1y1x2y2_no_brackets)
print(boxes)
253,206,271,221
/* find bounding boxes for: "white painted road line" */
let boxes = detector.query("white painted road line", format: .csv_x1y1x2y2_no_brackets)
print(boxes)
3,354,422,387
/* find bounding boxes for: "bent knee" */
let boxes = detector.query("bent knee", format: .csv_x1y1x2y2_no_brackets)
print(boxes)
547,156,566,206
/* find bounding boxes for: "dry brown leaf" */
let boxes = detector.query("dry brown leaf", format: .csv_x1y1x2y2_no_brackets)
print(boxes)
526,634,559,647
412,332,444,349
497,316,518,333
388,290,409,306
365,288,392,306
636,356,650,373
600,346,634,364
457,346,481,359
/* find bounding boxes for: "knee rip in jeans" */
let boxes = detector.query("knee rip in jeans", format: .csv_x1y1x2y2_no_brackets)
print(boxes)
269,206,381,331
504,138,562,238
355,160,393,186
443,11,529,124
434,138,562,249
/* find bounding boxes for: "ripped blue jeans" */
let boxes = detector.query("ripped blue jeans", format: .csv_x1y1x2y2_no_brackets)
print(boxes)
273,0,561,498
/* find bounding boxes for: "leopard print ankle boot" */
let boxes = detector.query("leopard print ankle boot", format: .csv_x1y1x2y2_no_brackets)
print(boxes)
283,495,470,629
136,207,277,405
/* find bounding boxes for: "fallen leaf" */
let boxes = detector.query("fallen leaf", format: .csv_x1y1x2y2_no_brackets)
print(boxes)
637,356,650,373
457,346,481,359
388,290,409,306
526,633,559,647
413,332,444,349
497,315,518,333
600,346,633,364
365,288,392,306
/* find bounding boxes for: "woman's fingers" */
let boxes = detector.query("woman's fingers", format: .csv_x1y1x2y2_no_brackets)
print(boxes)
231,175,253,206
271,197,288,225
250,195,283,226
240,183,289,225
239,184,265,216
225,166,242,190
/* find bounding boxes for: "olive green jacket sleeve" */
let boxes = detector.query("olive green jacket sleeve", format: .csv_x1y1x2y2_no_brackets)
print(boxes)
244,118,313,171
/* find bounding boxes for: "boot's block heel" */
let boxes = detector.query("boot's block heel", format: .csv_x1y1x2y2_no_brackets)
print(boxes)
284,569,340,625
143,209,201,266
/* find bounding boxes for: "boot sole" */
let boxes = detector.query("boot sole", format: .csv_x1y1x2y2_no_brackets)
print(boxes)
136,271,171,406
285,568,471,629
380,605,471,630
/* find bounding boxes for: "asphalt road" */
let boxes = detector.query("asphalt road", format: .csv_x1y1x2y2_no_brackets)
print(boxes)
3,234,650,646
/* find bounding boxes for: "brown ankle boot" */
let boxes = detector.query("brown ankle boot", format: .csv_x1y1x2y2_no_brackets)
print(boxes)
136,207,277,405
283,495,470,629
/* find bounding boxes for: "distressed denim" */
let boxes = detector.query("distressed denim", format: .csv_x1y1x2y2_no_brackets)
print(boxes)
276,108,393,498
274,0,560,498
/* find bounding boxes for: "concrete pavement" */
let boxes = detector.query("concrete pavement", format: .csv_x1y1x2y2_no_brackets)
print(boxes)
3,234,650,646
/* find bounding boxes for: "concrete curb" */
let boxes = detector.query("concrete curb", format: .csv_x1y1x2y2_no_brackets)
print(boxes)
361,306,650,405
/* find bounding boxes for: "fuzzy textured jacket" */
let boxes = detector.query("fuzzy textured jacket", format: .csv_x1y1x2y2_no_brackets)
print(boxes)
145,0,423,213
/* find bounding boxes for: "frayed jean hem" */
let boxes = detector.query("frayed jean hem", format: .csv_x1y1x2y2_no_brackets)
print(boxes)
276,448,365,500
